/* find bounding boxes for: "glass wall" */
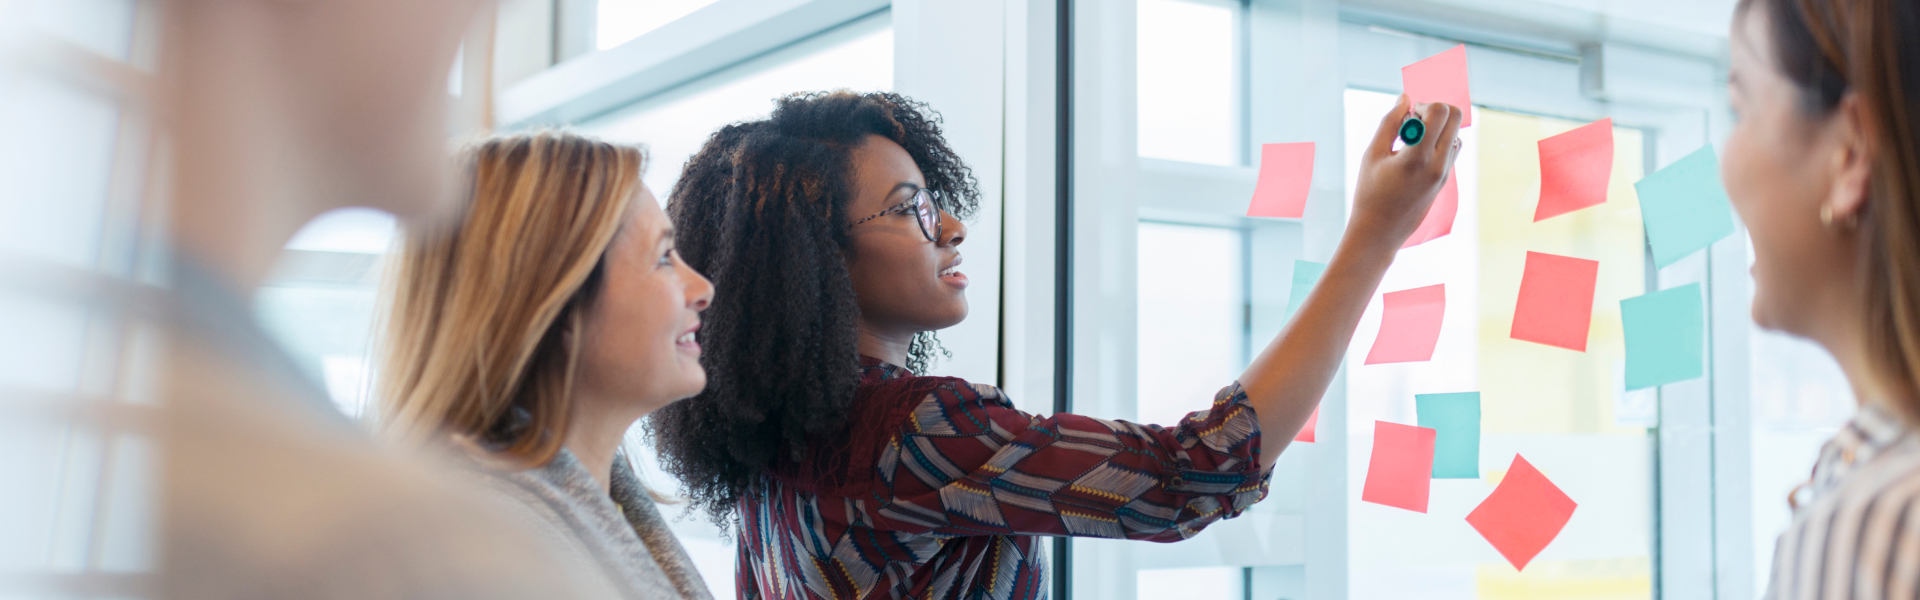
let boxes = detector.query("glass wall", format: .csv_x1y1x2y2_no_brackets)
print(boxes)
1340,88,1655,599
1067,0,1749,598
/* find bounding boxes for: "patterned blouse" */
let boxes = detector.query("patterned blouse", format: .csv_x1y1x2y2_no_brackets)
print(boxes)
736,356,1273,600
1765,402,1920,599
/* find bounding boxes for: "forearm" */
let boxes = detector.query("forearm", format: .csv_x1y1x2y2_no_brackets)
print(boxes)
1238,228,1400,468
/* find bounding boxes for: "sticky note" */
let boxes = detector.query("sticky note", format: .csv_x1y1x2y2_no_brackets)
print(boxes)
1365,284,1445,364
1535,119,1614,222
1402,170,1460,249
1361,421,1437,513
1621,283,1705,390
1637,146,1738,268
1402,44,1473,127
1466,455,1577,571
1247,142,1315,219
1294,406,1319,443
1416,392,1481,479
1284,260,1328,321
1510,252,1599,352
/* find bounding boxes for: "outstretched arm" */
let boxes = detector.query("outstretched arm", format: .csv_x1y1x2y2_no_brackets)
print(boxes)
1239,95,1466,469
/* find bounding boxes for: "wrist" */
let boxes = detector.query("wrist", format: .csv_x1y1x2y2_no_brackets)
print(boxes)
1340,215,1406,257
1330,229,1399,273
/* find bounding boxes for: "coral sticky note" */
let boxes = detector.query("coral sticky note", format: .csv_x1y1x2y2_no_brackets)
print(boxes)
1637,146,1739,268
1402,170,1460,249
1294,406,1319,443
1535,119,1615,222
1416,392,1481,479
1402,44,1473,127
1466,455,1578,571
1284,260,1328,321
1247,142,1315,219
1510,252,1599,352
1361,421,1437,513
1622,283,1706,390
1365,284,1446,364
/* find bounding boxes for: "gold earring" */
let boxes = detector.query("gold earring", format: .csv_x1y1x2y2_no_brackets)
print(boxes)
1821,204,1836,228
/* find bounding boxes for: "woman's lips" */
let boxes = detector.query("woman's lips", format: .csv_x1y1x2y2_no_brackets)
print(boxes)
938,255,967,288
676,322,701,354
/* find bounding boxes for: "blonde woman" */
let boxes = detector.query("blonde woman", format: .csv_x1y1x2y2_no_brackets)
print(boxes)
380,131,715,600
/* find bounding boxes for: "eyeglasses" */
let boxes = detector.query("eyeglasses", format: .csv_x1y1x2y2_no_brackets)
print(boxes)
851,187,942,242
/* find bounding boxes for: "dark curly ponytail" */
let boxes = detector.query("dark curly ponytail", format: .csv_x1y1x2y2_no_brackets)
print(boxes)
649,91,979,522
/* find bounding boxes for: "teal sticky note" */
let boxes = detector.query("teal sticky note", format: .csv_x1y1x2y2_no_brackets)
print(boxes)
1415,392,1480,479
1284,260,1328,321
1622,283,1706,390
1637,146,1738,268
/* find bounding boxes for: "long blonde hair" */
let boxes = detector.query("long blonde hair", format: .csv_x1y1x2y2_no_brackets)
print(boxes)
379,131,644,467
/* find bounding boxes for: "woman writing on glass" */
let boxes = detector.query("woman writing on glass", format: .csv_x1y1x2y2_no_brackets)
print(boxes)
652,91,1461,599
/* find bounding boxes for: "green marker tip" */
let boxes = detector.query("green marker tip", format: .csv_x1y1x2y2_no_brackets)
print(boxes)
1399,116,1426,146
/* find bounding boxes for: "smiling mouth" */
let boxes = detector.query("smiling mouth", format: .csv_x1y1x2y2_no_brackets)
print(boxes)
939,255,963,277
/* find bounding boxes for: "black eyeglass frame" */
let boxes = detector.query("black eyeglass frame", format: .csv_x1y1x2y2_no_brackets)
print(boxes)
851,187,943,242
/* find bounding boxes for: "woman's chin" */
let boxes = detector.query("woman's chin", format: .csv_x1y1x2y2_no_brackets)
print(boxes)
669,364,708,399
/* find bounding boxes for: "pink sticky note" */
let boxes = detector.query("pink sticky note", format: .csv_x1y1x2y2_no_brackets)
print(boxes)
1294,406,1319,443
1361,421,1437,513
1402,44,1473,127
1365,284,1445,364
1401,170,1460,249
1466,455,1577,571
1510,252,1599,352
1247,142,1315,219
1534,119,1614,221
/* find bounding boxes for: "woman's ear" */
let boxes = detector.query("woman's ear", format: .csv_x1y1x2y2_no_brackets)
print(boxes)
1826,93,1876,224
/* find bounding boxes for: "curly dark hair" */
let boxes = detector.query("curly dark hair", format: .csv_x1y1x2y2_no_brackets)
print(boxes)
649,91,980,521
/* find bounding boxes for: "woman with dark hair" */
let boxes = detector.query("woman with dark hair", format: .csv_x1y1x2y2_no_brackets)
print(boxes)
654,90,1461,599
1723,0,1920,596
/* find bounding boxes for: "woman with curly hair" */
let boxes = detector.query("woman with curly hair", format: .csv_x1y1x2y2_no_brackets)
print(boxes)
653,90,1461,599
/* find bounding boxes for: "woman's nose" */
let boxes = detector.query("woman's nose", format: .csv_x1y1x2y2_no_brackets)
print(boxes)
686,267,714,311
938,209,966,247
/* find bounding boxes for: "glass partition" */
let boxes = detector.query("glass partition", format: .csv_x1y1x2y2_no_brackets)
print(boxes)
1340,88,1655,599
1063,0,1736,596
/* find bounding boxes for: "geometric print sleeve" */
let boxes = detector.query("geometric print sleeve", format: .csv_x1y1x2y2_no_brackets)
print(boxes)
870,378,1273,542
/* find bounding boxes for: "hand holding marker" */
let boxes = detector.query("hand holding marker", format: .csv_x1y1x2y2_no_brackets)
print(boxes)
1400,114,1427,146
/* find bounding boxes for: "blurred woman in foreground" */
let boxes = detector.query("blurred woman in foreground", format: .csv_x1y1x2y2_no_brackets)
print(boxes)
1723,0,1920,596
379,131,715,599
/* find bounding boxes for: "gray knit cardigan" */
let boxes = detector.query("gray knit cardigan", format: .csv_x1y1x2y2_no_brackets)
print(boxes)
467,449,713,600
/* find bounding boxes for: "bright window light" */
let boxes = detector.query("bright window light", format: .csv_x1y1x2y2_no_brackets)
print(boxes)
597,0,720,50
1137,0,1237,166
1136,222,1243,428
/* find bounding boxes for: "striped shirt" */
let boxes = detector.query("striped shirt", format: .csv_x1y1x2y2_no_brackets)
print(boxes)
735,356,1273,600
1767,402,1920,599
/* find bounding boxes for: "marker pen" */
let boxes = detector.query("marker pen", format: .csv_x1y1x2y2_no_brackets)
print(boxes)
1399,116,1426,146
